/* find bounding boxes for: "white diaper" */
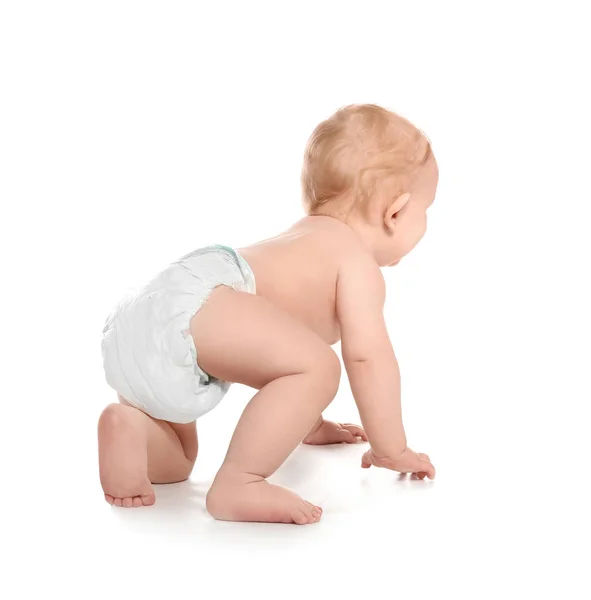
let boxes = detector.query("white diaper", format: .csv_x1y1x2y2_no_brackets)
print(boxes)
101,245,256,423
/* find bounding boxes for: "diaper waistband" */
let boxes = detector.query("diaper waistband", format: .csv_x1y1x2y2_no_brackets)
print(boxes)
201,244,256,294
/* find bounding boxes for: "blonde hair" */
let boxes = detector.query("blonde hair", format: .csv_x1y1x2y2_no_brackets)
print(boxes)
301,104,432,216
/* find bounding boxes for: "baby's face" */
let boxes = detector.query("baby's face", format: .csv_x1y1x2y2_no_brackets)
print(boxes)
380,158,439,267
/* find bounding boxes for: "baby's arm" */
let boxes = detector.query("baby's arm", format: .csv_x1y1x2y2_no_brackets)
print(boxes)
336,252,435,478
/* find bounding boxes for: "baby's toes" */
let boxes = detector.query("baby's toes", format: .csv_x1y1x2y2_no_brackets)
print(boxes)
122,497,133,508
114,497,123,507
293,508,310,525
306,501,322,522
132,496,143,507
302,501,319,524
104,494,115,505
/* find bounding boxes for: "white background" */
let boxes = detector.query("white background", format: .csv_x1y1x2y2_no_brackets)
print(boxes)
1,1,590,598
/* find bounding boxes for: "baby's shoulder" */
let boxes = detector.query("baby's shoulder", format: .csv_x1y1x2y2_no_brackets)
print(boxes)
323,225,380,275
299,220,384,293
287,217,378,275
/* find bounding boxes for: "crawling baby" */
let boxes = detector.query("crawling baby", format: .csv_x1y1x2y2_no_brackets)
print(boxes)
99,103,437,524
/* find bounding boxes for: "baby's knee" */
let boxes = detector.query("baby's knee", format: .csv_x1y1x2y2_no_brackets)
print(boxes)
98,402,141,436
309,346,341,396
98,403,128,428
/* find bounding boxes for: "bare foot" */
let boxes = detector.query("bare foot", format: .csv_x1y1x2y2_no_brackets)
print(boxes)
206,472,322,525
303,418,368,445
98,404,155,507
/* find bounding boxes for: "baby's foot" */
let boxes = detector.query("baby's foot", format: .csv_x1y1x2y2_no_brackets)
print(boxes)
98,404,155,507
206,472,322,525
303,418,368,445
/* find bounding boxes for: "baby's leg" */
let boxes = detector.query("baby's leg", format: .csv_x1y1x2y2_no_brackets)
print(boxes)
190,286,341,525
98,395,197,507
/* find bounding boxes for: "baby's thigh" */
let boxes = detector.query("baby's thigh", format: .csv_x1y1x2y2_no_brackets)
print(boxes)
190,286,338,390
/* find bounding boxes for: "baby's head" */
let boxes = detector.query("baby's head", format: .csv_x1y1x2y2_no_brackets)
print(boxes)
301,104,438,266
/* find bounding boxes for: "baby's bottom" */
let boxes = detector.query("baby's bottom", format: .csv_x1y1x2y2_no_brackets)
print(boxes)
194,286,340,525
98,285,340,523
98,395,197,507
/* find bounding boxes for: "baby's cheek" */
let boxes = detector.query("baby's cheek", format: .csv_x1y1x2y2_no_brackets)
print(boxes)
418,216,428,239
409,221,427,252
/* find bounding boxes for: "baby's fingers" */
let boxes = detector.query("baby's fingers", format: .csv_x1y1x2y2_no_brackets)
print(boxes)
338,428,357,443
361,450,373,469
417,459,435,480
341,423,368,442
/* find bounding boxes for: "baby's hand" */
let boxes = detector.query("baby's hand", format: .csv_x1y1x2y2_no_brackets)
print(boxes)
361,447,436,480
303,419,368,445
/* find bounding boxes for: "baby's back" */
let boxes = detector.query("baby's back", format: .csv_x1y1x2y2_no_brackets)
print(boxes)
238,216,360,345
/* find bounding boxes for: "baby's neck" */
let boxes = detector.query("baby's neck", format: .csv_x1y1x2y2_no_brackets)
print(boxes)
292,214,378,262
302,213,382,261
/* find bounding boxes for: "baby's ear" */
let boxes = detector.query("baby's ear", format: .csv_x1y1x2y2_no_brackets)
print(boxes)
384,192,412,233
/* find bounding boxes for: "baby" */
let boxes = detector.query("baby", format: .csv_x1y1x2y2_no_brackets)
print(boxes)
99,103,438,525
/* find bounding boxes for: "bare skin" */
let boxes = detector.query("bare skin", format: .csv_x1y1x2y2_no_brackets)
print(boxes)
98,395,197,507
98,148,439,522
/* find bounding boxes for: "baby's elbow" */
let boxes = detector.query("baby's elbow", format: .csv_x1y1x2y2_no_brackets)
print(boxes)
343,341,394,367
345,354,371,365
343,349,379,367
